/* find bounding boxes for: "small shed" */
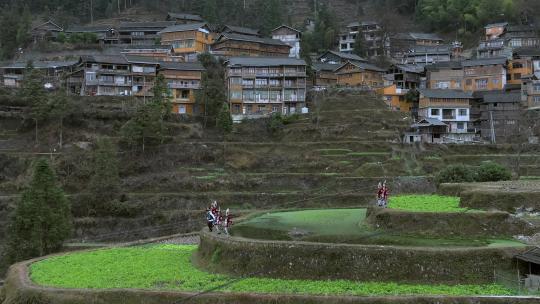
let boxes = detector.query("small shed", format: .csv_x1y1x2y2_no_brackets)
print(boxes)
516,247,540,291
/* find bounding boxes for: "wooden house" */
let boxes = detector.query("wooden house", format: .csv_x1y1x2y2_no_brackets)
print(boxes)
462,57,507,92
522,75,540,110
225,57,307,120
271,25,302,58
339,21,385,57
312,63,339,89
166,12,204,24
119,21,176,45
158,23,213,62
1,60,79,89
478,90,522,143
159,61,205,115
317,50,367,65
31,20,63,42
426,61,464,90
80,55,133,96
65,25,118,45
335,61,385,88
220,25,261,37
212,33,291,57
122,45,176,60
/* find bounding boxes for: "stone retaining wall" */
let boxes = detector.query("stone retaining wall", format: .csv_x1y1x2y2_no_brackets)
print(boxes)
3,259,540,304
197,231,526,285
365,207,533,237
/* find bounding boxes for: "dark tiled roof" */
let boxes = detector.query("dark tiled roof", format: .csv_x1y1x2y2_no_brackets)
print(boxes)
409,32,444,41
1,60,79,69
516,247,540,264
124,55,160,65
159,61,205,71
419,89,473,99
336,61,386,73
167,12,204,21
119,21,176,31
481,91,521,103
216,33,288,47
347,21,379,28
66,25,115,33
462,57,507,67
123,45,172,51
318,50,367,62
312,63,341,72
158,23,208,34
412,118,448,128
271,25,301,34
408,45,451,55
227,56,306,67
425,61,463,71
395,64,425,74
222,25,260,36
485,22,508,29
513,47,540,57
82,55,128,65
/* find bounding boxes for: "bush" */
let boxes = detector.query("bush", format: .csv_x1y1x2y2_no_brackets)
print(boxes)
267,113,284,134
476,162,511,182
435,165,476,184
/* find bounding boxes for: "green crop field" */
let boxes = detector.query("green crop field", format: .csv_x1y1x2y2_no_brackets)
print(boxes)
30,245,514,296
388,195,476,213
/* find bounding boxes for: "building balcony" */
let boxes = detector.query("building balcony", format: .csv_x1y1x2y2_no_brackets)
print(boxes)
168,83,199,89
98,81,132,87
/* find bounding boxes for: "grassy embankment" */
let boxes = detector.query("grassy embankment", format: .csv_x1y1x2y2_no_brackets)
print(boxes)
30,245,514,296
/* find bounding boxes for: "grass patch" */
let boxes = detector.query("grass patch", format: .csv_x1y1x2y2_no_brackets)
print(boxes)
30,245,515,296
316,149,353,156
388,195,475,213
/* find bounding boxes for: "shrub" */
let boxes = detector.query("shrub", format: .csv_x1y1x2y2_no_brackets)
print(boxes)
435,164,476,184
476,162,511,182
267,113,284,134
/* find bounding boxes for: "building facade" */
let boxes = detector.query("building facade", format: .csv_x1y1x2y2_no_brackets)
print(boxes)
158,23,213,61
426,61,464,90
317,50,367,65
339,21,385,57
271,25,301,58
462,57,507,92
1,60,79,89
212,33,291,57
225,57,307,120
479,91,522,143
119,21,176,45
312,63,339,89
159,61,204,115
522,75,540,110
335,61,385,88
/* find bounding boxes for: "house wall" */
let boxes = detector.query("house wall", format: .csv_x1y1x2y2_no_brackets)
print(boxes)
213,40,290,57
160,30,213,55
336,63,383,88
479,102,521,143
314,70,337,87
160,69,202,115
507,58,533,85
463,64,506,92
428,69,464,90
419,96,471,134
522,79,540,110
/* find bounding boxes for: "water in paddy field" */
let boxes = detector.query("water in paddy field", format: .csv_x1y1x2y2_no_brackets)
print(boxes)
232,209,526,248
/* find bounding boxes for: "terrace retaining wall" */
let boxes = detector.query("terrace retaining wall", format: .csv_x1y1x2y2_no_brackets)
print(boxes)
3,260,540,304
365,207,534,237
197,231,527,285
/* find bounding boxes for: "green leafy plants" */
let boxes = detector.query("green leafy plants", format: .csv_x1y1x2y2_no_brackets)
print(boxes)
476,162,511,182
435,165,476,184
30,245,514,296
388,195,471,213
436,163,512,185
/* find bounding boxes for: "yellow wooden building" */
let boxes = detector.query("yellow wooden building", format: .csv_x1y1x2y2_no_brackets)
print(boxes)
158,23,214,62
335,61,385,88
158,61,205,115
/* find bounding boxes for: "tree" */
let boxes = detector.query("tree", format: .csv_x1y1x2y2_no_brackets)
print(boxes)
19,62,49,144
217,103,233,134
121,102,165,152
87,138,121,213
260,0,282,35
49,91,76,148
196,53,227,128
6,159,71,263
150,74,172,119
202,0,218,23
353,30,367,58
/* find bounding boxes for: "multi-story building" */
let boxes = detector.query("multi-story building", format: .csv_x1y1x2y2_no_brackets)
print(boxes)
225,57,307,120
311,63,340,89
166,12,205,24
125,56,159,98
119,21,176,45
317,50,367,65
418,89,475,142
462,57,507,92
477,23,539,58
212,33,291,57
158,23,213,61
65,25,119,45
426,61,464,90
507,57,534,85
271,25,301,58
31,20,63,43
80,55,133,96
1,60,79,89
338,21,385,57
479,91,522,143
122,45,175,60
381,64,424,114
522,75,540,110
402,45,452,65
335,61,385,88
220,25,261,37
158,61,205,115
390,32,443,57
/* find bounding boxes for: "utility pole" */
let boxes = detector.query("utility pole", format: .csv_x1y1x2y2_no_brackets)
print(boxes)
490,110,496,144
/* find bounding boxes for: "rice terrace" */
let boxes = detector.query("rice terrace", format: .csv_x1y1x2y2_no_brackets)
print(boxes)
3,0,540,303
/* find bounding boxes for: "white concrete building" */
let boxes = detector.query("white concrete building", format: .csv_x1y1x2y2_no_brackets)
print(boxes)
271,25,302,58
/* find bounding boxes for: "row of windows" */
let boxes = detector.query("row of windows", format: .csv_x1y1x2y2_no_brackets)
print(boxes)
172,39,195,49
430,108,468,117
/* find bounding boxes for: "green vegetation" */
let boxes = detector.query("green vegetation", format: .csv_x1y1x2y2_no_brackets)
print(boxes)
388,195,469,213
30,245,514,296
436,163,512,184
5,159,71,265
232,209,523,247
217,103,233,134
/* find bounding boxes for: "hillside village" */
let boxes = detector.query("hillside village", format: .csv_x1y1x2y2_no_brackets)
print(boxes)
4,2,540,304
2,10,540,145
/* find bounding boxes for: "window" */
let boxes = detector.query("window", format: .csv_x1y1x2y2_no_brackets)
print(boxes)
513,73,522,80
466,79,472,86
230,91,242,99
233,104,241,114
513,62,524,69
492,78,500,85
431,109,440,116
465,69,475,76
257,105,266,113
475,78,488,89
178,105,186,114
230,77,242,85
507,120,516,125
457,122,465,130
436,81,450,89
341,44,348,49
181,90,189,99
458,109,468,116
172,39,195,49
